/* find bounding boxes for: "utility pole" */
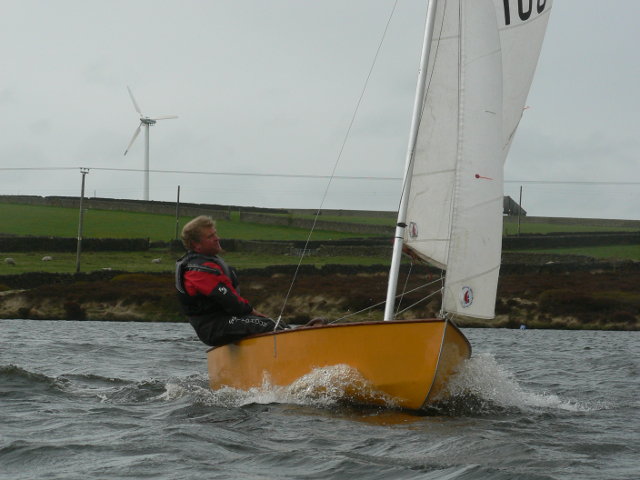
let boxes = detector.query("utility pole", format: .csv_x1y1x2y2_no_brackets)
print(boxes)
517,185,523,237
75,168,89,273
175,185,181,240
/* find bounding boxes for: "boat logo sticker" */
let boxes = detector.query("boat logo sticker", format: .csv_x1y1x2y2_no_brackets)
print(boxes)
409,222,418,238
460,286,473,308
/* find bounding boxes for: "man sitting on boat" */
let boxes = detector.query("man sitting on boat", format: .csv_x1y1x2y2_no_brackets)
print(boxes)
176,215,285,346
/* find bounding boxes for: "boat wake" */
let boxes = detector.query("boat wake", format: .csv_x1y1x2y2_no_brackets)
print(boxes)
161,355,608,416
162,365,397,410
2,360,605,416
432,353,604,415
1,362,391,411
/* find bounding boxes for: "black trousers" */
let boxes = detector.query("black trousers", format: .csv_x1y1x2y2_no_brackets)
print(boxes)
189,314,288,347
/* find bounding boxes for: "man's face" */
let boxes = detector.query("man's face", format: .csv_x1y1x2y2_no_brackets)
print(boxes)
192,226,221,256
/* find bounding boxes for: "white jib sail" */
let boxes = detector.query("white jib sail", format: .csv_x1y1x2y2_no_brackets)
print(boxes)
403,0,551,319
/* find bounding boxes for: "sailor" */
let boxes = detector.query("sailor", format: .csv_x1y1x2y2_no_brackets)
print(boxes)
175,215,286,346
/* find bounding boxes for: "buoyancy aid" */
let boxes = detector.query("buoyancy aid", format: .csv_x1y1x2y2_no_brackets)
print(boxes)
175,252,251,318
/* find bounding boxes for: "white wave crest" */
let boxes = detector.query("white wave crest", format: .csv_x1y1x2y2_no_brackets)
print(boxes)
445,353,603,412
161,365,396,409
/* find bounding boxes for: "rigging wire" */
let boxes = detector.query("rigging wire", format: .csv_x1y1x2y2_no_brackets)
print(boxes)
330,276,443,324
273,0,401,329
395,286,441,316
393,2,446,214
395,261,414,316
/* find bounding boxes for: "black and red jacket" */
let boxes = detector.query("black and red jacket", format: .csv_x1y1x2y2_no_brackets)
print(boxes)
175,252,253,319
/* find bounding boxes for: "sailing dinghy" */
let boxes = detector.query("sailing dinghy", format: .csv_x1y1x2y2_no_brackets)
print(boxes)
208,0,552,410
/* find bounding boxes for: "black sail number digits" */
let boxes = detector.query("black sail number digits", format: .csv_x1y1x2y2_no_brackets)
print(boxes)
503,0,547,25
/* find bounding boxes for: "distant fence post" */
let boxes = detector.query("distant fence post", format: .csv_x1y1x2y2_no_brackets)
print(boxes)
517,185,523,237
75,168,89,273
175,185,181,240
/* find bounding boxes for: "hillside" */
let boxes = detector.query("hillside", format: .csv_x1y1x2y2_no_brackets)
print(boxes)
0,196,638,329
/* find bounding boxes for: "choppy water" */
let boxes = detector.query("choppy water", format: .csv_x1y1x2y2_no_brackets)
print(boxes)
1,320,638,480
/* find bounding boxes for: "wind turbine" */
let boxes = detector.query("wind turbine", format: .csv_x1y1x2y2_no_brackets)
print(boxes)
124,86,178,201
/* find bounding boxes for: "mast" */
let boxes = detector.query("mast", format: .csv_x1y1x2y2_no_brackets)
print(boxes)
384,0,439,321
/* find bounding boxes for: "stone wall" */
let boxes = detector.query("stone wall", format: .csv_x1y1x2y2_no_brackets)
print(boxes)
503,232,640,249
239,212,394,236
286,208,396,218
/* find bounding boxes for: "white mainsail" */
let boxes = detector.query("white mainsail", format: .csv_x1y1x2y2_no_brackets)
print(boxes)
397,0,552,319
496,0,553,161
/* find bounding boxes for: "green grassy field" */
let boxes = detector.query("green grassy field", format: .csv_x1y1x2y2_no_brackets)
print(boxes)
1,202,638,276
0,204,390,275
4,203,636,239
2,243,636,277
0,204,376,242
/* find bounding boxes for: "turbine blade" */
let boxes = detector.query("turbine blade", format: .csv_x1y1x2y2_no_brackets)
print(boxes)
124,124,142,155
127,86,143,116
150,115,179,120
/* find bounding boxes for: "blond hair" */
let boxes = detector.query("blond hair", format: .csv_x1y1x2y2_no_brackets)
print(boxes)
181,215,215,250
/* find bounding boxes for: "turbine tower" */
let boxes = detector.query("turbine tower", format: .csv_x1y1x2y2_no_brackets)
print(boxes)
124,86,178,201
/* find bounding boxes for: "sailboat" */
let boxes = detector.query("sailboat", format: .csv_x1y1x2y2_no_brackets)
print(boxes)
207,0,552,410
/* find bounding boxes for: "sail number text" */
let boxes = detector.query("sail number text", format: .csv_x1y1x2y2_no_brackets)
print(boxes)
503,0,547,25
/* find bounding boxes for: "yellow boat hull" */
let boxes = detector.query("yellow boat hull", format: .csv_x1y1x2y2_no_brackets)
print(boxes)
207,319,471,411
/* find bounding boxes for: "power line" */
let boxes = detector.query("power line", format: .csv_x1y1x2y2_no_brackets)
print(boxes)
505,180,640,186
1,166,638,185
0,167,79,171
0,166,402,181
91,167,400,181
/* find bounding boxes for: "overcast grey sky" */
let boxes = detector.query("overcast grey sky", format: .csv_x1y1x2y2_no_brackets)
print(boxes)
1,0,638,219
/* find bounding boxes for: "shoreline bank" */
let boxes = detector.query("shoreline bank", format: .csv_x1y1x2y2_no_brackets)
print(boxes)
1,262,638,330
